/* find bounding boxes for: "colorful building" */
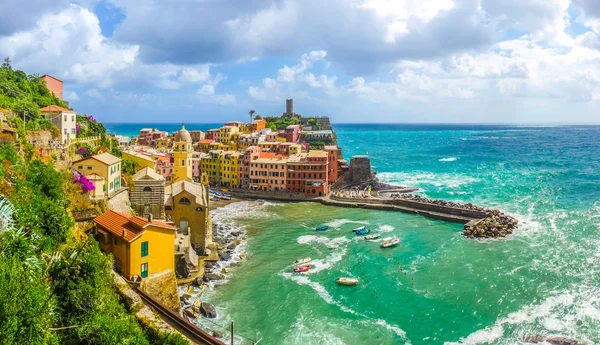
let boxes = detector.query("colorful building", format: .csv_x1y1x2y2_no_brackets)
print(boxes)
122,150,156,170
206,129,221,142
218,151,240,189
73,152,122,197
41,74,64,100
286,150,329,196
249,153,288,192
250,119,266,132
40,105,76,144
164,179,213,256
130,167,165,220
279,124,300,143
238,146,261,188
201,150,222,184
197,139,213,153
155,155,173,181
94,210,177,280
324,145,341,183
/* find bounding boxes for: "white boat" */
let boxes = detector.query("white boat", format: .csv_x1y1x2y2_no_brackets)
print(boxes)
380,238,400,248
352,225,366,232
294,257,312,266
328,245,339,249
364,233,380,240
337,277,358,286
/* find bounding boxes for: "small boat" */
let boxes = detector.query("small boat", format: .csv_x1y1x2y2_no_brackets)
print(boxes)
355,229,370,235
293,264,311,273
380,238,400,248
364,233,380,240
315,225,329,231
352,225,366,232
328,245,339,249
337,277,358,286
294,257,312,265
210,196,220,201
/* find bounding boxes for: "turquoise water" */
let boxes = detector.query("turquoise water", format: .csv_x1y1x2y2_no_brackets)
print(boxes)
110,124,600,344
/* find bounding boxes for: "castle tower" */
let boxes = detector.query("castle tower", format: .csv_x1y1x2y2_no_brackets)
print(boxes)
286,98,294,115
173,124,193,182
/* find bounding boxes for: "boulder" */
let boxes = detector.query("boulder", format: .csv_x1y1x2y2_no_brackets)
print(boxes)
212,330,224,338
203,273,223,281
221,268,228,273
200,302,217,318
192,300,201,312
184,307,199,319
175,257,190,279
221,253,232,261
192,277,204,287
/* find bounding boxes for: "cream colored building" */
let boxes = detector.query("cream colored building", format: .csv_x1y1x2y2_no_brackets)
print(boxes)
40,105,77,144
74,152,122,197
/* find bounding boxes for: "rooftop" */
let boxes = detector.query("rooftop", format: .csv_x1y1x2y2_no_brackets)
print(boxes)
133,167,164,181
323,145,338,151
39,105,73,113
94,210,176,243
74,152,121,166
123,150,155,163
308,150,328,158
198,139,213,144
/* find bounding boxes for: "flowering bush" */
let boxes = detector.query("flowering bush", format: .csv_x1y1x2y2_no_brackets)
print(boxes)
72,170,95,192
77,147,85,155
76,123,80,133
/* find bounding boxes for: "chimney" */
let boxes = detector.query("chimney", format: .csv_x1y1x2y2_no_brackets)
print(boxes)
147,214,153,223
122,229,127,238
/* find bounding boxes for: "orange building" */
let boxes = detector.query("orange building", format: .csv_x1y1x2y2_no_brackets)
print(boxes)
249,152,288,192
250,119,266,132
323,145,341,183
286,151,329,196
41,75,64,100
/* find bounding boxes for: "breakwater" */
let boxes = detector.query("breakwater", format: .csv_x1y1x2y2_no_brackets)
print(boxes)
230,190,518,238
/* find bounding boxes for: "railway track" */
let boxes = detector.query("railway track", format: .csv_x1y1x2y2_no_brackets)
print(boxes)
137,288,226,345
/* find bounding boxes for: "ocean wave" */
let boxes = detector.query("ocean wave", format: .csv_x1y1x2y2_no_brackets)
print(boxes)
445,288,600,345
325,218,368,229
378,171,480,189
439,157,458,162
378,224,395,233
460,136,500,141
296,235,350,246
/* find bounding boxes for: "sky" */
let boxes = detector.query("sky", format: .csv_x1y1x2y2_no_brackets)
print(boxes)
1,0,600,124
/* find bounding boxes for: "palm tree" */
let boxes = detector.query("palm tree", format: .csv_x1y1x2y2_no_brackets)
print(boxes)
248,109,256,123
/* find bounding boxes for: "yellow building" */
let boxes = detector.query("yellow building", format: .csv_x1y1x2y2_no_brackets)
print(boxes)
259,141,280,152
122,150,156,170
74,152,122,197
164,178,213,257
219,151,240,189
197,139,213,153
94,210,177,280
219,125,239,145
201,150,221,184
172,124,193,182
85,173,105,200
155,137,171,149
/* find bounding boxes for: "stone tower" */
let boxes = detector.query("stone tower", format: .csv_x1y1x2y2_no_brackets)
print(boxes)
286,98,294,115
173,124,193,182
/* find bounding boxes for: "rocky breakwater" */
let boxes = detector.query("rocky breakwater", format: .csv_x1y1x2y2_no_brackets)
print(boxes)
463,210,518,238
392,194,519,238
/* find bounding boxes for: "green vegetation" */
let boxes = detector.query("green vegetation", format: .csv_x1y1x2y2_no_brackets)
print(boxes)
309,141,326,150
0,142,187,345
264,113,303,130
0,57,67,130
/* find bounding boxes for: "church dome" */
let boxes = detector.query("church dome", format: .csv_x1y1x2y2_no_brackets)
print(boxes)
175,124,192,142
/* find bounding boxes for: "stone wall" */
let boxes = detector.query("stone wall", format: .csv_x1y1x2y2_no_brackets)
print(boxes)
26,130,54,147
342,156,374,186
232,189,308,201
384,198,489,219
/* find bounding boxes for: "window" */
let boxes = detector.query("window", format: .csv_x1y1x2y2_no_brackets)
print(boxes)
72,115,75,122
113,235,117,245
141,263,148,278
72,128,76,135
64,115,67,122
179,197,191,205
141,241,148,257
143,186,152,192
78,165,83,169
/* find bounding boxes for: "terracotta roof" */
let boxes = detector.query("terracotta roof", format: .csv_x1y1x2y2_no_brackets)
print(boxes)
40,105,72,112
94,210,176,243
41,74,63,83
199,139,213,144
85,173,104,181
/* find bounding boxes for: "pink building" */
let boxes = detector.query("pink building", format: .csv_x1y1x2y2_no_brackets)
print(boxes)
238,146,261,188
155,155,173,181
41,75,64,100
206,129,221,142
192,152,207,182
266,132,278,142
279,124,300,143
249,152,288,192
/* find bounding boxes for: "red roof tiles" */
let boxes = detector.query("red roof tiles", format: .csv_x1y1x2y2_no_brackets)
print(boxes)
94,210,176,243
40,105,72,112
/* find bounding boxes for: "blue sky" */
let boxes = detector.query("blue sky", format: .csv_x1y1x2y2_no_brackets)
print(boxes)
1,0,600,124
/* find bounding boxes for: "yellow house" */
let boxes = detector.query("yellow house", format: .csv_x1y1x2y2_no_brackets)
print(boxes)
197,139,213,153
219,125,239,145
122,150,156,170
74,152,122,197
94,210,177,280
85,173,105,200
219,151,240,188
201,150,222,184
259,141,280,152
155,137,171,149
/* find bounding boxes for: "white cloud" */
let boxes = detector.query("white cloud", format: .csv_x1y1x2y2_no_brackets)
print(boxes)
84,89,105,100
196,73,235,105
64,91,79,101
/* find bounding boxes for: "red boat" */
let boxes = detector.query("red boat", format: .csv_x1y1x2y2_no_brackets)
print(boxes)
293,264,311,273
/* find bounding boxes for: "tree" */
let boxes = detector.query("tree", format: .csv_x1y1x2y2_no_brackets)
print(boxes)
1,57,11,71
254,114,262,120
248,109,256,123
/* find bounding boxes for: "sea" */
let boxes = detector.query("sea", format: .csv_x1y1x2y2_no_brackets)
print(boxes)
106,123,600,345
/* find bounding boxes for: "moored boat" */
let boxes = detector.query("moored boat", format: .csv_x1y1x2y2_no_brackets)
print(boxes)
337,277,358,286
352,225,366,232
328,244,339,249
364,233,380,240
315,225,329,231
380,238,400,248
293,264,311,273
294,257,312,265
355,228,370,235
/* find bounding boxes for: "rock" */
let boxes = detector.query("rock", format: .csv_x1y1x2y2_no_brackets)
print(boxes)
200,302,217,318
184,307,199,319
212,330,224,338
204,273,223,281
522,335,580,345
230,262,241,267
239,253,246,259
192,300,201,312
221,268,228,273
221,253,232,261
231,231,241,237
205,261,216,269
192,277,204,287
227,242,237,250
182,293,192,301
175,256,190,279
